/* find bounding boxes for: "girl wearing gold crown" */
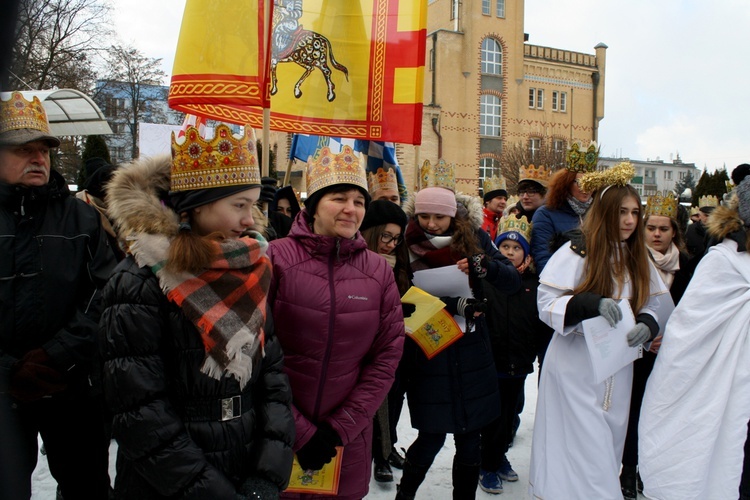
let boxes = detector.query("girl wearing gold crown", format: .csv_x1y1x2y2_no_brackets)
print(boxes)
99,124,295,499
619,191,694,500
396,161,521,500
639,166,750,500
529,163,668,500
266,146,404,500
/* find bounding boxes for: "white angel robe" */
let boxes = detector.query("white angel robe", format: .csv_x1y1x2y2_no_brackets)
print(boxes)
529,241,668,500
639,239,750,500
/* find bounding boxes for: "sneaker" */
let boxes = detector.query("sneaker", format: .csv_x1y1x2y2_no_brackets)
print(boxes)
498,456,519,482
374,462,394,483
479,469,503,494
388,447,406,469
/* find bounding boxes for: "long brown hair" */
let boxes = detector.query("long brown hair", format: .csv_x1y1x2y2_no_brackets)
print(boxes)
574,185,651,314
545,169,578,210
361,224,411,295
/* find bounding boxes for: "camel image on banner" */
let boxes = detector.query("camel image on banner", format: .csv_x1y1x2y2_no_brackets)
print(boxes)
271,0,349,102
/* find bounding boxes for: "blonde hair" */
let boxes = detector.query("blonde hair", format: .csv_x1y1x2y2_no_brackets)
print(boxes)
574,185,651,314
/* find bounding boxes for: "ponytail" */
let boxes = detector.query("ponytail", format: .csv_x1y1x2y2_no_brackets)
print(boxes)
166,218,221,274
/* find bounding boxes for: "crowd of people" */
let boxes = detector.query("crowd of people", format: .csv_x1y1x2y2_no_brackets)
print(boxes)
1,91,748,500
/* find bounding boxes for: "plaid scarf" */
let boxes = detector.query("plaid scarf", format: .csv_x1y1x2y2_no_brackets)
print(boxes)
406,218,459,271
131,231,271,389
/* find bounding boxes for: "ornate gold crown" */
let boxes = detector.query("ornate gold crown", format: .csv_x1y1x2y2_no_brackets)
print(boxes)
170,124,260,192
518,164,551,187
483,175,507,195
577,162,635,194
0,92,52,136
644,191,678,220
566,142,599,173
420,159,456,192
698,195,719,208
367,167,398,194
499,215,532,243
306,145,367,197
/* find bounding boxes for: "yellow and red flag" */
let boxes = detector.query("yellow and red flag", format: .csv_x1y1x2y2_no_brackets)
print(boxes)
169,0,427,145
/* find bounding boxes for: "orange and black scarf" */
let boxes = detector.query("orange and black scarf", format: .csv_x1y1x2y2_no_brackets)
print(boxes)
133,232,271,389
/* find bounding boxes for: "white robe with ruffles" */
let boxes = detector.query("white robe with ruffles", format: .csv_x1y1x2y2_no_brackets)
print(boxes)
639,239,750,500
529,241,668,500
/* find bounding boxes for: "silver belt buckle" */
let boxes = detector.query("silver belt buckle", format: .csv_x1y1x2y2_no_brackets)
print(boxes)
220,395,241,421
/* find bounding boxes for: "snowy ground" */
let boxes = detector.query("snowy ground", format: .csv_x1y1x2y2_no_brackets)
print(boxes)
30,365,645,499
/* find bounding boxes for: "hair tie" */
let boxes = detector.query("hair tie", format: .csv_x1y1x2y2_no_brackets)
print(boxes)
179,221,192,232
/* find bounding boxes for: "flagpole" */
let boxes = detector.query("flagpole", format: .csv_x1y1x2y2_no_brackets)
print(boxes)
261,0,271,178
414,145,421,191
283,157,294,186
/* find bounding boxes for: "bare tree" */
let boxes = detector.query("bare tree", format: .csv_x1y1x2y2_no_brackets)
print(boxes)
8,0,111,91
498,141,567,193
101,45,166,158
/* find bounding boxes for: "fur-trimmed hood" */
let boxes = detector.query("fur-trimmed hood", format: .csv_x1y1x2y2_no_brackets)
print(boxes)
706,195,749,251
106,154,179,240
402,191,484,229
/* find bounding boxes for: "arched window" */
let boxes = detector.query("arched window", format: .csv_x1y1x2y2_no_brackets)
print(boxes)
481,38,502,75
480,94,501,137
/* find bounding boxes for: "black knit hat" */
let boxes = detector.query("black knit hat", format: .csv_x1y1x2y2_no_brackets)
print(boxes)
304,184,371,219
360,199,408,235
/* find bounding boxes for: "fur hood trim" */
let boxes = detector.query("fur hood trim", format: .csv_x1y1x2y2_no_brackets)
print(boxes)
402,191,484,229
706,196,743,241
107,154,179,239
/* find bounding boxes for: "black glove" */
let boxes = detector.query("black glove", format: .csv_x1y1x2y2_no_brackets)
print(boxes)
401,302,416,318
296,424,341,471
10,349,67,403
468,253,490,279
240,476,279,500
440,297,485,319
462,298,487,318
440,296,460,317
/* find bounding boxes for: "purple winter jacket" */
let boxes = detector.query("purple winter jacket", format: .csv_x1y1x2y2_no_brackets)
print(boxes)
268,211,405,499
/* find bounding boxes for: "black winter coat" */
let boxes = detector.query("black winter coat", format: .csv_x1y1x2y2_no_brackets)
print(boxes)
404,229,521,434
0,170,116,393
482,268,552,376
100,258,295,499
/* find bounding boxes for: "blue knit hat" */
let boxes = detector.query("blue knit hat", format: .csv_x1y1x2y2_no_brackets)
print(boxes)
494,215,532,258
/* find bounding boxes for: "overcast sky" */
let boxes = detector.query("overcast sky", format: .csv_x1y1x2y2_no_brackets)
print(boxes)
112,0,749,172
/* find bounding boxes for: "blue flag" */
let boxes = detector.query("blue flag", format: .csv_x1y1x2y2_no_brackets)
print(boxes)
289,134,356,162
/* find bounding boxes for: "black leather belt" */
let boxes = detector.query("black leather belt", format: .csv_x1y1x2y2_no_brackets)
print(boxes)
180,392,253,422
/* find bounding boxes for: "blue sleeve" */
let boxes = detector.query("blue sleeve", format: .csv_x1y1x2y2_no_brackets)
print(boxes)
530,206,555,274
477,229,521,295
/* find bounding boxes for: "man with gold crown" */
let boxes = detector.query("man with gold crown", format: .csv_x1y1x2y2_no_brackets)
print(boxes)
0,91,118,499
368,165,401,205
514,163,550,221
481,174,508,241
685,194,718,273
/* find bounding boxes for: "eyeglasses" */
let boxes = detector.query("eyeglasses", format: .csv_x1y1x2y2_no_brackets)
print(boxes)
380,232,403,245
518,188,542,196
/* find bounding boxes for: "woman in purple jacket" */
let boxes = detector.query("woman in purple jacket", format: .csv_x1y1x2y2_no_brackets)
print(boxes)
267,146,405,499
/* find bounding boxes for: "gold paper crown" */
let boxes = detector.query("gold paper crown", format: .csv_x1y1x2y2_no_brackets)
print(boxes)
420,159,456,192
518,164,551,187
566,142,599,173
367,167,398,194
306,145,367,197
690,206,700,216
698,195,719,208
170,124,260,192
0,92,53,136
644,191,678,220
577,162,635,194
483,175,507,195
726,180,735,192
499,215,532,243
506,195,520,208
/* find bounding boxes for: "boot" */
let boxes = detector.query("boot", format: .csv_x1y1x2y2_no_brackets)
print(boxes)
396,459,430,500
620,465,637,500
453,460,480,500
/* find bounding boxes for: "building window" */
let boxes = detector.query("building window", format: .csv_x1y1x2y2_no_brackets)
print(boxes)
552,91,567,112
553,139,565,154
529,137,542,161
496,0,505,17
479,158,500,187
664,170,673,180
429,48,435,71
679,171,687,180
451,0,458,19
480,94,501,137
481,38,502,75
105,97,126,117
529,88,543,109
482,0,490,15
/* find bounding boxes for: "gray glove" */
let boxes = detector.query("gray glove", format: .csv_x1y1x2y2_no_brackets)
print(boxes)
598,298,623,327
626,323,651,347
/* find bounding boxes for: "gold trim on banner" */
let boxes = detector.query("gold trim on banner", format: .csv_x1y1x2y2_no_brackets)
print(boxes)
371,0,389,122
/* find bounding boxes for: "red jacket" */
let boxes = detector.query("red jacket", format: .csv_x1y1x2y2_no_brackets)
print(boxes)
268,211,404,499
482,207,501,241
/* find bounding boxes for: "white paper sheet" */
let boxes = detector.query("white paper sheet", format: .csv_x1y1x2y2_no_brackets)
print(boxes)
581,299,641,383
412,265,473,331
